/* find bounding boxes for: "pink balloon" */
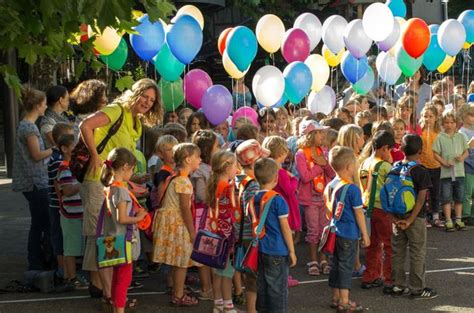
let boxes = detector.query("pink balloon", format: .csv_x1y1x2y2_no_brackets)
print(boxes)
232,106,259,128
184,69,213,109
281,28,311,63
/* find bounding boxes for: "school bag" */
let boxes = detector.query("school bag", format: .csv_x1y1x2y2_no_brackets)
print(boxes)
359,158,384,218
301,147,327,193
380,161,418,215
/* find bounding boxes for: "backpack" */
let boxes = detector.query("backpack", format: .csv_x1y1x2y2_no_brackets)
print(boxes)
359,158,384,218
380,161,418,215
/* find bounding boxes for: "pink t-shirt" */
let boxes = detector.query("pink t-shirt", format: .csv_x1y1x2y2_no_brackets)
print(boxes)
275,168,301,231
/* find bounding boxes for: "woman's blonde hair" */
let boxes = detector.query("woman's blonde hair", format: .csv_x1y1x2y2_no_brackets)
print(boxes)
396,95,416,125
206,151,236,208
275,107,292,134
173,143,200,168
262,136,289,159
337,124,364,153
297,130,318,149
100,147,137,187
419,105,441,132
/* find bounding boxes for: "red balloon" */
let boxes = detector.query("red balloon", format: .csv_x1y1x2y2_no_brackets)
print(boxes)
218,28,233,56
401,18,430,59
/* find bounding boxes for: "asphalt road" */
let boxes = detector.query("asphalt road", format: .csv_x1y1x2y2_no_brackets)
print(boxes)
0,179,473,313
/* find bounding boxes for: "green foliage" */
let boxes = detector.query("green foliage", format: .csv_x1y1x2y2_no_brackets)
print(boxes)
115,75,135,92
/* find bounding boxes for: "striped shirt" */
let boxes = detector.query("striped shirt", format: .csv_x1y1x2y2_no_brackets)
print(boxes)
47,149,62,210
57,161,83,219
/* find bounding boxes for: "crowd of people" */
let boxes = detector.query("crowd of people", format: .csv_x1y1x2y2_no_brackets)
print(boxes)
11,71,474,313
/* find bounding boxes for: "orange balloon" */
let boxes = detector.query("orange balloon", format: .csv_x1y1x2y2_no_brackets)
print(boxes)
218,28,233,56
401,18,430,59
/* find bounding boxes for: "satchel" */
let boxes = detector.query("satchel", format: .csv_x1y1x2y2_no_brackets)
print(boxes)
71,105,124,182
191,230,230,269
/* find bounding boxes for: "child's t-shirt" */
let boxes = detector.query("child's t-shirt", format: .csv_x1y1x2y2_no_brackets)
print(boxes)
459,126,474,175
432,131,469,179
56,161,83,219
391,143,405,163
191,163,212,204
359,157,391,210
253,191,289,257
235,174,259,242
329,182,363,240
419,129,440,169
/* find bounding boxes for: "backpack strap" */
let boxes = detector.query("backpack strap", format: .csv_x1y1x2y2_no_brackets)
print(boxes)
332,184,351,222
236,176,255,244
326,180,350,221
366,160,384,217
248,190,278,240
96,105,124,155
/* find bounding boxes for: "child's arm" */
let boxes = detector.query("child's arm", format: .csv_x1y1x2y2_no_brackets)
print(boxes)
61,184,81,197
279,216,297,267
396,189,427,230
117,201,147,225
455,149,469,163
295,151,323,183
178,193,195,242
433,151,452,167
354,208,370,248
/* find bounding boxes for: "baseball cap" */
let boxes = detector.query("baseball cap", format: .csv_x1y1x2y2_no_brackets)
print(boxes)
467,93,474,104
299,119,329,136
236,139,270,166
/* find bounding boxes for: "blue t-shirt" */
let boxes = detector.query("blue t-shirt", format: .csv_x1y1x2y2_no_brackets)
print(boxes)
331,183,363,240
254,191,289,256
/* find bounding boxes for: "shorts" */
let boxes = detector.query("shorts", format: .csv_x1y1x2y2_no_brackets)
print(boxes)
256,253,289,313
440,177,465,205
302,202,329,244
82,235,98,271
328,237,357,290
213,256,235,279
60,216,84,257
80,181,105,237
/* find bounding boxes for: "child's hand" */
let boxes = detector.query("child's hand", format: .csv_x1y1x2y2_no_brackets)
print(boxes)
313,155,327,166
289,251,297,267
361,234,370,248
396,219,411,230
455,155,464,163
136,210,148,221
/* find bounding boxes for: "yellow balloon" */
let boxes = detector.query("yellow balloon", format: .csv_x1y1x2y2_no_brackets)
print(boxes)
256,14,286,54
305,54,330,92
223,50,248,79
88,25,121,56
173,5,204,29
322,45,344,67
464,42,473,50
437,55,456,74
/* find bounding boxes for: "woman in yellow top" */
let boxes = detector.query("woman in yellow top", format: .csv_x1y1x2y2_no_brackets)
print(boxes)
79,78,162,304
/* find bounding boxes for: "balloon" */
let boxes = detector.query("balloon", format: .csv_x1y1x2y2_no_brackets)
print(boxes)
377,18,400,52
362,3,394,41
173,5,204,29
167,15,203,64
227,26,258,71
465,42,473,50
283,62,313,104
184,69,213,109
307,86,336,115
322,45,344,67
353,67,375,95
130,14,165,61
437,55,456,74
99,38,128,71
458,10,474,44
341,52,369,84
281,28,311,63
305,54,330,92
218,28,232,55
401,18,430,58
422,33,446,71
294,13,322,51
429,24,440,35
376,51,401,85
232,106,259,128
256,14,286,54
322,15,348,54
201,85,233,125
438,19,466,56
343,19,372,59
387,0,407,18
159,79,184,112
252,65,285,108
223,50,248,79
396,46,423,77
153,43,184,81
88,26,121,56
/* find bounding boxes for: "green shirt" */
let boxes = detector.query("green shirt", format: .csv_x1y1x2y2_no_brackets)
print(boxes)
432,131,468,179
359,157,392,210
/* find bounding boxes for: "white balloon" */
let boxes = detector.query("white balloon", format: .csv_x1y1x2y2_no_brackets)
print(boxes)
307,86,336,115
376,51,401,85
438,19,466,56
294,13,322,51
252,65,285,108
377,18,400,52
322,15,348,54
362,3,394,41
343,19,372,59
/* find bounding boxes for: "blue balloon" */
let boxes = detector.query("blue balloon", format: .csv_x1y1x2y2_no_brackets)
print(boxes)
387,0,406,18
283,62,313,104
341,52,368,84
429,24,440,35
257,94,287,109
458,10,474,44
227,26,258,72
423,34,446,71
130,14,165,61
353,67,374,95
167,15,203,65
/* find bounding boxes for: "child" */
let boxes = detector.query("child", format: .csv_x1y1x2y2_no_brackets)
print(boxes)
295,120,335,276
359,131,394,292
432,110,469,231
275,107,292,138
418,105,443,227
178,107,193,127
252,158,296,312
100,148,148,313
186,111,210,139
152,143,201,306
459,105,474,225
333,108,353,125
327,146,370,312
325,129,339,150
164,111,179,125
355,111,371,128
214,120,230,147
257,108,277,142
391,134,438,299
207,151,239,313
396,95,421,135
391,119,406,163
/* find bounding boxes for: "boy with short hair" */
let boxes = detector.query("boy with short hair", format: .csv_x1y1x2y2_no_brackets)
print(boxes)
327,146,370,312
253,158,296,313
459,105,474,225
392,134,438,299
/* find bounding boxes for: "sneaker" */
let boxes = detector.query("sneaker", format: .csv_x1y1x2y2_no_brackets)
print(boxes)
148,263,161,274
198,289,213,301
455,220,467,231
133,265,150,279
382,285,393,295
411,287,438,300
128,280,143,290
88,283,103,298
352,265,366,278
425,219,432,228
432,219,445,228
445,220,455,232
361,278,383,289
391,286,410,297
70,276,89,290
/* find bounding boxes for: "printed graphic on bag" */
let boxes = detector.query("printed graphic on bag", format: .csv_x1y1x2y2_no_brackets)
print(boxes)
198,236,220,255
335,201,344,220
97,234,131,268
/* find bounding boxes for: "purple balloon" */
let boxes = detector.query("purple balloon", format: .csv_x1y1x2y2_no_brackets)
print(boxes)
232,106,259,128
281,28,311,63
184,69,213,109
202,85,233,125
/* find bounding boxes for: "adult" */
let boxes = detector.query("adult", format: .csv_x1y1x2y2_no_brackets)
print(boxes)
12,86,52,270
70,79,108,124
232,78,253,109
394,68,431,118
79,78,162,304
39,85,71,148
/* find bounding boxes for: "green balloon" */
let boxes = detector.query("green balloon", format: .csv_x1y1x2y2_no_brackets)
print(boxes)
153,43,185,81
396,47,423,78
99,38,128,71
159,78,184,112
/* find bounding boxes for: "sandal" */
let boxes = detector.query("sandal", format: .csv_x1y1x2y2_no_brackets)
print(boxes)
432,219,445,228
126,298,138,309
330,299,339,309
336,301,364,313
307,261,320,276
320,261,331,275
170,294,199,307
101,297,113,313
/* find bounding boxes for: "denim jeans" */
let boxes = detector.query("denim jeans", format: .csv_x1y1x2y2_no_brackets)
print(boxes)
328,237,357,290
256,253,289,313
440,177,465,205
23,187,51,270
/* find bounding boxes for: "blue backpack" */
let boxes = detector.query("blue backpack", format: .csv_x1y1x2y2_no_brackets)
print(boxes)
380,161,418,215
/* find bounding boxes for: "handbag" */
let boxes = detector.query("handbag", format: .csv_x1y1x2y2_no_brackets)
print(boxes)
71,105,124,183
191,230,230,269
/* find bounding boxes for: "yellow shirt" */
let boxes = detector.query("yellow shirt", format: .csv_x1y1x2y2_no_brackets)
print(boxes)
419,129,440,169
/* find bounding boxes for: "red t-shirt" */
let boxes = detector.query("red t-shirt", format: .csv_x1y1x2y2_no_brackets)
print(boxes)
391,143,405,163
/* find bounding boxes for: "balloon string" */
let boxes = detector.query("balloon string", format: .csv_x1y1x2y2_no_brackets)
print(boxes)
171,80,175,113
462,50,466,88
467,46,471,87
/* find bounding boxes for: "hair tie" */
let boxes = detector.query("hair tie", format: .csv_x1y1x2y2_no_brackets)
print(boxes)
104,160,113,168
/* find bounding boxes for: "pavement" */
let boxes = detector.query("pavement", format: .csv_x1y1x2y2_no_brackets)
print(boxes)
0,178,474,313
